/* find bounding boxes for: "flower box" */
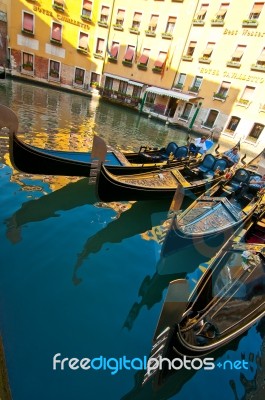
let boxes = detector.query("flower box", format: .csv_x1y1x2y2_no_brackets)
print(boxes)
242,19,258,27
49,71,59,78
213,92,227,101
94,53,103,59
137,64,147,70
129,28,140,35
152,67,162,74
250,64,265,72
173,83,183,90
122,60,133,67
145,30,156,37
108,56,118,63
211,19,225,26
182,55,193,61
113,24,124,31
23,63,33,71
80,15,92,22
98,21,108,28
226,60,241,68
188,86,199,93
237,98,251,107
21,29,34,36
161,32,173,39
198,57,211,64
77,48,88,55
52,4,64,12
50,38,62,46
192,19,205,26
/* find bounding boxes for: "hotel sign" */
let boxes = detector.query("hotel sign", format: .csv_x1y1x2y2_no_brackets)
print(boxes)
224,28,265,37
33,5,90,30
200,67,264,83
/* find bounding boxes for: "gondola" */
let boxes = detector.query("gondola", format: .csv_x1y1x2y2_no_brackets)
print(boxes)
143,206,265,387
162,149,265,255
96,152,230,202
2,104,203,177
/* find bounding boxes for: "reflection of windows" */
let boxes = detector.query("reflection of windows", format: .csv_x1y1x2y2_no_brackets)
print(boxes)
100,6,109,22
249,2,264,19
154,51,167,68
78,32,89,49
231,45,246,61
116,9,125,25
96,38,104,54
186,41,196,56
215,3,229,19
204,110,219,129
181,103,193,120
74,67,85,84
118,81,128,94
226,116,240,132
124,45,135,61
201,42,215,59
23,12,34,33
49,60,60,76
148,15,158,31
216,81,230,98
257,48,265,65
132,12,142,29
174,73,186,88
195,4,208,20
165,16,176,33
105,76,113,90
22,52,33,70
138,48,150,65
247,123,264,142
82,1,92,19
51,22,62,42
110,42,119,58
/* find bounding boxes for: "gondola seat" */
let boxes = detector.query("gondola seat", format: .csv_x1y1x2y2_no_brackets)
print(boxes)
174,146,189,160
223,168,251,195
197,154,216,173
160,142,179,160
206,158,228,176
139,142,178,162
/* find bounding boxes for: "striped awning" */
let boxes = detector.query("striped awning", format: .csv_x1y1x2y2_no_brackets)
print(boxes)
145,87,202,101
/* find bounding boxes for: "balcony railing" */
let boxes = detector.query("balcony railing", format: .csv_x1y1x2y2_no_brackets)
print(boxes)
211,18,225,26
192,19,205,26
250,63,265,72
129,27,140,35
236,98,251,107
161,32,173,39
145,30,156,37
98,20,108,28
182,55,193,61
242,19,258,27
226,60,241,68
198,57,211,64
113,24,124,31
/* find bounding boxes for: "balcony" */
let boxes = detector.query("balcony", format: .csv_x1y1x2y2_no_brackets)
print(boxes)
113,24,124,31
122,60,133,67
250,63,265,72
129,27,140,35
242,19,258,27
161,32,173,40
192,19,205,26
145,30,156,37
198,57,211,64
213,92,227,102
226,60,241,68
211,18,225,26
182,55,193,61
93,52,104,59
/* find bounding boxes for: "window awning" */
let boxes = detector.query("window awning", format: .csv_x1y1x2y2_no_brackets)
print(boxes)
104,73,128,82
110,43,119,57
251,3,263,13
83,1,92,11
128,80,143,87
145,87,203,101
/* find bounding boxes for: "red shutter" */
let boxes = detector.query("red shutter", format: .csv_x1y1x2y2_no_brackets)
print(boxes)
23,13,33,32
124,47,135,61
52,23,62,41
110,43,119,57
154,52,167,67
79,33,88,49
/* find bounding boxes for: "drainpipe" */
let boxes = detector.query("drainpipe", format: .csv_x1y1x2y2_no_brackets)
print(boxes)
188,101,201,129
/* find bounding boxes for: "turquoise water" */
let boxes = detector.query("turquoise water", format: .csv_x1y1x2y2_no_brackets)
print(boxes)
0,79,264,400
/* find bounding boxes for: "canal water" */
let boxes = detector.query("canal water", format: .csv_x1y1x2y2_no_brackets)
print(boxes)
0,79,264,400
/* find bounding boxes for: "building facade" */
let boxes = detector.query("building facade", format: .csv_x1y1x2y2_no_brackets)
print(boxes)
2,0,265,154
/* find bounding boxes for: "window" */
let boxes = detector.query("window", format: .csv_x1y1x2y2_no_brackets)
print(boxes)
174,73,186,89
257,48,265,65
186,41,196,56
124,45,135,62
195,4,209,20
226,116,240,132
231,45,246,61
132,12,142,29
90,72,100,86
146,92,156,106
215,81,230,99
22,52,33,71
116,9,125,25
154,51,167,68
181,103,193,120
165,16,176,33
190,75,202,92
74,67,85,85
51,22,62,43
238,85,255,105
249,2,264,19
118,81,128,94
82,1,92,19
105,76,113,90
201,42,215,59
215,3,229,19
96,38,104,54
100,6,109,22
132,86,141,98
109,41,119,59
247,123,264,142
138,48,150,65
204,110,218,129
22,12,34,33
49,60,60,77
148,15,158,31
78,32,89,50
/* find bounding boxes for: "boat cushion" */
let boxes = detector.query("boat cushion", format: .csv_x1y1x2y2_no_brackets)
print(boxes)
197,154,216,173
174,146,188,159
160,142,178,159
